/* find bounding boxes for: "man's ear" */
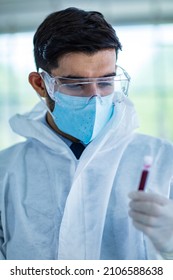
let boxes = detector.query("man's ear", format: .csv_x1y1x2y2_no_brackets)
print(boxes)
28,72,47,97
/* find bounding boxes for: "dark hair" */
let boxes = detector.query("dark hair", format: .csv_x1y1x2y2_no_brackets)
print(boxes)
33,7,122,72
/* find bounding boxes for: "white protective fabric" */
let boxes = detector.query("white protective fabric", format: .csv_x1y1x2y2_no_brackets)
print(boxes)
0,98,173,260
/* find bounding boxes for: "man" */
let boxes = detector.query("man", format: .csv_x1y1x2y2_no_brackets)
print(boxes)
0,7,173,260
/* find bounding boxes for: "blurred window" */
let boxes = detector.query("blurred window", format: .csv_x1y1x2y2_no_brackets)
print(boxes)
117,24,173,141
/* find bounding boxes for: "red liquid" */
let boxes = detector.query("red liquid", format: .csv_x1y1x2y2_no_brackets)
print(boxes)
138,170,148,191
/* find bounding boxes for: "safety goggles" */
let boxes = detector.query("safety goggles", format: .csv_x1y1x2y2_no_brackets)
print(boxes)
39,65,130,102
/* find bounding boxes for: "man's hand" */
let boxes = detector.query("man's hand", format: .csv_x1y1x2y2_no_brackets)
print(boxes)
128,191,173,256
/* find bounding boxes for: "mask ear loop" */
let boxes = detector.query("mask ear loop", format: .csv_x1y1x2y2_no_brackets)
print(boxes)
40,70,65,107
36,72,56,120
39,71,55,100
35,90,56,121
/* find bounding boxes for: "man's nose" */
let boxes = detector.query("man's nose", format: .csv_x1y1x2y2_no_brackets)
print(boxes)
85,83,100,96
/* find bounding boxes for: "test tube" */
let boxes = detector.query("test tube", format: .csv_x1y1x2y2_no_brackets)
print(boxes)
138,156,153,191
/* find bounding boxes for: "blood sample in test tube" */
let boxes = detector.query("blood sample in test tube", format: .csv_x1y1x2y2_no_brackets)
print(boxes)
138,156,153,191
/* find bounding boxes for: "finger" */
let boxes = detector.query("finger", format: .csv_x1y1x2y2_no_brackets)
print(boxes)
132,220,154,237
128,191,168,206
129,210,161,227
129,201,162,217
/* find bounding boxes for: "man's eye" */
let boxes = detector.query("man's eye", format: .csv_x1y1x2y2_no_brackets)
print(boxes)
98,82,113,88
64,84,83,90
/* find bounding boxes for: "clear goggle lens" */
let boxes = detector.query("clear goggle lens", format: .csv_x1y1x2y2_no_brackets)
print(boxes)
40,66,130,102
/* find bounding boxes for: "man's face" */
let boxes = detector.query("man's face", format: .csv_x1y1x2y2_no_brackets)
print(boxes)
45,49,117,110
45,49,117,140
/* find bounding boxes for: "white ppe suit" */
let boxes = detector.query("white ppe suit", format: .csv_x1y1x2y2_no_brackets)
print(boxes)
0,98,173,260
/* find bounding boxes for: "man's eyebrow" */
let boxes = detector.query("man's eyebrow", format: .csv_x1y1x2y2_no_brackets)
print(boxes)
102,72,116,78
60,72,116,79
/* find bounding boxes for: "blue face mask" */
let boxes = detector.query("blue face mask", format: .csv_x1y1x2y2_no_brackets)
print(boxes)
52,93,114,144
